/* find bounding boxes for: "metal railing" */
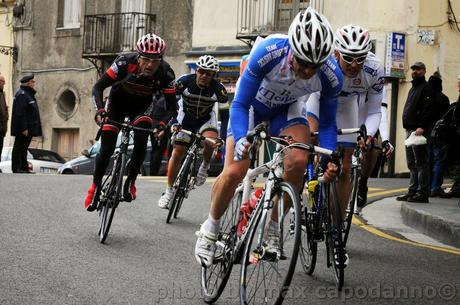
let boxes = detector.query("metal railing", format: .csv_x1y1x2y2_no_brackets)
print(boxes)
82,12,156,57
236,0,312,39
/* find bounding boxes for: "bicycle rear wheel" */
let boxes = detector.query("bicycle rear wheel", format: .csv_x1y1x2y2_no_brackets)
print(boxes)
98,153,125,243
325,182,345,290
166,154,193,223
201,190,241,303
299,186,318,275
240,181,301,305
343,166,359,246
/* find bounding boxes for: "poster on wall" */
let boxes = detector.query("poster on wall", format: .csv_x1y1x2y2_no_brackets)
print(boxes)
385,32,406,78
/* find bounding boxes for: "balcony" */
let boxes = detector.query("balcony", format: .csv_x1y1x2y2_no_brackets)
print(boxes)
236,0,311,41
82,12,156,58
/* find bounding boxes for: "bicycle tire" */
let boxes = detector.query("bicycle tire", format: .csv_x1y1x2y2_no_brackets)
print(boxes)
299,187,318,275
343,166,359,246
99,153,125,243
240,181,301,305
201,190,241,303
166,154,193,223
326,182,345,290
174,154,196,219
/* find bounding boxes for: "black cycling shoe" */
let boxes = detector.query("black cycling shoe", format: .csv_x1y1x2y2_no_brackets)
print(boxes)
123,178,137,202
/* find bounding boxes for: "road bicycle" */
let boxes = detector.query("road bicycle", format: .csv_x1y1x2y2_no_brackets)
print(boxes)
166,127,223,223
95,117,154,243
200,123,340,305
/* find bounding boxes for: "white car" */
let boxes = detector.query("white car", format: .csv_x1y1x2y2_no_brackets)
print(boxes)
0,147,66,174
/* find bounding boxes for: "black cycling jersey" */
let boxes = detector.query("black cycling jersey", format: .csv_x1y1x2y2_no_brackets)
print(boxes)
92,52,177,113
175,73,228,120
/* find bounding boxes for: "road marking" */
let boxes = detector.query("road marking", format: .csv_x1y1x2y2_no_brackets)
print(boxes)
352,217,460,256
367,187,407,198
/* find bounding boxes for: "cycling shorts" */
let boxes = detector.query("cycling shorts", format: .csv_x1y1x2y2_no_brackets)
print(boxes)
173,106,218,145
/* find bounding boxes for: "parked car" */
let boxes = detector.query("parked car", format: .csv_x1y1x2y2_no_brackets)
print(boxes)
0,147,66,174
58,133,153,175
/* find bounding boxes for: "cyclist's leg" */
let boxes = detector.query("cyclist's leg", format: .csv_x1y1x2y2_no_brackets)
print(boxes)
196,135,250,266
123,115,153,201
85,105,123,210
358,142,379,208
200,110,219,164
267,101,309,228
337,147,353,218
196,124,218,186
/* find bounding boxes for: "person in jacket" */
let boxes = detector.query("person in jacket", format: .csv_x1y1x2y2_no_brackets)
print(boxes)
0,74,8,170
427,71,451,197
11,74,42,173
397,62,435,203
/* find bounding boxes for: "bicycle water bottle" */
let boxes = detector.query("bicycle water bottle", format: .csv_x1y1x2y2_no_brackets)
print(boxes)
237,188,263,237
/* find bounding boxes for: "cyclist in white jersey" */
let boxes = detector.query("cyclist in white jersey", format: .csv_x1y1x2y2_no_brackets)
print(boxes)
194,7,343,267
306,26,384,258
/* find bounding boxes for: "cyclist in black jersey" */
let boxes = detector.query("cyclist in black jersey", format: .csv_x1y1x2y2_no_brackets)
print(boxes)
84,33,177,212
158,55,228,209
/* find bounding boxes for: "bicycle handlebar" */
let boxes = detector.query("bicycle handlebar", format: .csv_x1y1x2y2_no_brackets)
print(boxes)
95,118,160,141
175,128,225,147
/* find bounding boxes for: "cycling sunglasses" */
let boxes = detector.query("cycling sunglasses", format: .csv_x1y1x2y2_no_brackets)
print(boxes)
196,68,216,77
139,55,162,63
293,56,322,69
340,54,367,65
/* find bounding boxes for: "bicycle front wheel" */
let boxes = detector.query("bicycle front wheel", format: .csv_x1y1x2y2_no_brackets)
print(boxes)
201,190,241,303
343,166,359,246
299,188,318,275
99,153,125,243
166,154,193,223
240,181,301,305
326,182,345,290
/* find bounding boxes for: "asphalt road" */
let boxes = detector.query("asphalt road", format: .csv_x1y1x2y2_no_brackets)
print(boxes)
0,174,459,305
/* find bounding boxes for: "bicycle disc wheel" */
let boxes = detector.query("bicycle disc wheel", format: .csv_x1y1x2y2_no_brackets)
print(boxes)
326,182,345,290
240,181,301,305
343,166,359,246
166,154,192,223
99,154,125,243
299,190,318,275
201,190,241,303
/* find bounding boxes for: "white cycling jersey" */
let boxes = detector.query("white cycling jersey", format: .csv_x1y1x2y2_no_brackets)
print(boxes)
379,87,390,142
306,52,384,146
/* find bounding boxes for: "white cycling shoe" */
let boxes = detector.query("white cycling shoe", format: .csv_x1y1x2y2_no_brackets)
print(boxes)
158,187,175,209
195,164,209,186
195,227,218,267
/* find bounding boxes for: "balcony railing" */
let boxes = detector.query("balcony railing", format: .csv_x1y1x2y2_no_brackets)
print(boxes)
82,12,156,57
237,0,311,40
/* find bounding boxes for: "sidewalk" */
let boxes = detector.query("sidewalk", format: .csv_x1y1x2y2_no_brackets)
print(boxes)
366,178,460,249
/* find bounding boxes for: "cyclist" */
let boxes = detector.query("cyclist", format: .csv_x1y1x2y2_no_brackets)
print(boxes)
306,25,384,260
194,7,343,267
84,33,177,212
158,55,228,209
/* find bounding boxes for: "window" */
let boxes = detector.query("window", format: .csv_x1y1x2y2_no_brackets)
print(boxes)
57,0,81,29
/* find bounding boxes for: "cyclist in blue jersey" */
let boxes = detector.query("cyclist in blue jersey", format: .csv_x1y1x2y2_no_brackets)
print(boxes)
158,55,228,209
194,7,344,267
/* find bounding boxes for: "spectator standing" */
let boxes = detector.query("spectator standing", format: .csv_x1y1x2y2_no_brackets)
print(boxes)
397,62,435,203
11,74,42,173
427,71,451,197
0,75,8,170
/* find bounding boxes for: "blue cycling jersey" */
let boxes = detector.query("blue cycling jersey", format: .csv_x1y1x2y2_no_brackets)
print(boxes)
230,34,343,151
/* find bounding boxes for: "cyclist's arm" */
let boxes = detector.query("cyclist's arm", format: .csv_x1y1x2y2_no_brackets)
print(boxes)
364,90,382,137
230,37,287,142
162,65,178,120
317,58,343,151
92,74,116,111
379,89,390,142
92,57,127,110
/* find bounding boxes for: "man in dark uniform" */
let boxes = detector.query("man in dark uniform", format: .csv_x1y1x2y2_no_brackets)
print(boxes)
84,33,177,211
11,74,42,173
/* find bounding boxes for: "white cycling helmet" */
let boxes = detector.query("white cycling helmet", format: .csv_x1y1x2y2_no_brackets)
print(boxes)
335,25,372,57
288,7,334,65
196,55,219,72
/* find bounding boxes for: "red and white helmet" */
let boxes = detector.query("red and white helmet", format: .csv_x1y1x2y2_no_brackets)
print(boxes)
136,33,166,57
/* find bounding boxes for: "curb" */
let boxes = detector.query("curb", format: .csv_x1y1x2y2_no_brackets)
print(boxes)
401,202,460,248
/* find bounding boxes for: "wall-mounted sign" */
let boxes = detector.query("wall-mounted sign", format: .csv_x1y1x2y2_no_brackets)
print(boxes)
417,29,435,45
385,32,406,78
